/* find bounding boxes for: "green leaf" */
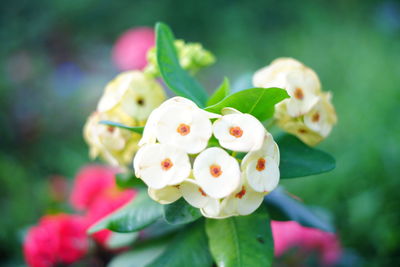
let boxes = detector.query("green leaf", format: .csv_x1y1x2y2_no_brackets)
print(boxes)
116,172,146,189
106,232,139,249
108,239,168,267
156,22,208,107
88,191,163,234
207,77,230,106
163,198,202,225
99,120,144,134
206,207,274,267
205,87,289,121
264,188,334,232
277,134,336,178
147,220,213,267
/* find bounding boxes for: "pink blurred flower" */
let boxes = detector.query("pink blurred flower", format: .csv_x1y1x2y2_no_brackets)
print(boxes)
112,27,155,71
23,214,88,267
271,221,342,266
70,165,118,211
70,164,136,246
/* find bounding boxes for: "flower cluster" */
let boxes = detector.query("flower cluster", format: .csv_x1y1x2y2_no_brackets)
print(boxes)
253,58,337,146
134,97,280,218
144,40,215,76
84,71,166,167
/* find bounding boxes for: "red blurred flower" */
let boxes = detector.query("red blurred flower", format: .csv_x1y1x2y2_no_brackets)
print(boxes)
271,221,342,266
112,27,155,71
70,164,136,247
23,214,88,267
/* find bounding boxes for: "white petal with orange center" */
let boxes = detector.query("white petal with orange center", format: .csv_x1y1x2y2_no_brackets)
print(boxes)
193,147,240,199
133,144,191,189
213,113,265,152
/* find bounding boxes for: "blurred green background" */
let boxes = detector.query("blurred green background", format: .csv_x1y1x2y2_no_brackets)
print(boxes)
1,0,399,266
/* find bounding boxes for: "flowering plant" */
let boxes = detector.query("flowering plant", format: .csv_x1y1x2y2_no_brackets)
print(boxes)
24,22,339,267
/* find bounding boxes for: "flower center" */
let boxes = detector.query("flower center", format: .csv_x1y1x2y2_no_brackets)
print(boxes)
235,186,246,199
107,126,115,133
161,158,173,171
229,126,243,138
177,123,191,136
298,128,307,134
198,188,207,196
312,112,320,122
136,97,145,106
256,158,266,171
210,164,222,177
294,88,304,100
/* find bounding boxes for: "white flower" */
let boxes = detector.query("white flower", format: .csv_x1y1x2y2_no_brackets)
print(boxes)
303,92,337,138
220,180,265,216
148,186,181,204
139,97,220,152
241,133,280,193
213,111,265,152
193,147,240,199
97,71,166,121
133,144,191,189
179,179,221,217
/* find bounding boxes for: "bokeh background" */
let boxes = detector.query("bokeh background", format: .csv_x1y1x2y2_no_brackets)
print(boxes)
1,0,399,266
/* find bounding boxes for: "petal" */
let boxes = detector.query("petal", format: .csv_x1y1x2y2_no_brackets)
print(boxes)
148,186,181,204
179,180,211,208
245,156,280,193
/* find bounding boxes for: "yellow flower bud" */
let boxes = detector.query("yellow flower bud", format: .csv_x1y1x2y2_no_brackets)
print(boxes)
144,40,215,76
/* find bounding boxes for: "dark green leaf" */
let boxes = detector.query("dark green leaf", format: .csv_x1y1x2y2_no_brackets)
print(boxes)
277,134,336,178
205,87,289,121
116,172,146,189
206,206,274,267
147,220,213,267
207,77,230,106
264,188,334,232
88,191,163,233
156,22,208,107
163,198,202,225
99,120,144,134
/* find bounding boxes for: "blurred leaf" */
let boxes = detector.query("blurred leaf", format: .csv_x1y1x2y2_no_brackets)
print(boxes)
163,198,202,225
140,219,184,240
108,239,167,267
88,191,163,233
205,87,289,121
206,206,274,267
106,232,139,249
99,120,144,134
147,220,212,267
156,22,208,107
264,188,334,232
207,77,230,106
277,134,336,178
116,172,146,189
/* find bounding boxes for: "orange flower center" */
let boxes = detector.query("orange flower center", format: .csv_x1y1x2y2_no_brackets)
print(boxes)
107,126,115,133
210,164,222,177
312,113,320,122
256,158,266,171
235,186,246,199
294,88,304,100
298,128,307,134
177,123,191,136
229,126,243,138
161,158,173,171
198,188,207,196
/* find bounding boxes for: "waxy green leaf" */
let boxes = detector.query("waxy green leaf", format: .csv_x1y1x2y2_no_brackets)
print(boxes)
205,87,289,121
88,191,163,234
147,220,213,267
115,172,146,189
277,134,336,178
99,120,144,134
206,207,274,267
207,77,230,106
163,198,202,225
156,22,208,107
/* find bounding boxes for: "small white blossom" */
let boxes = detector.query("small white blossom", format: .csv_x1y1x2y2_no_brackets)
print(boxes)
220,180,265,216
133,144,191,189
148,186,181,204
193,147,240,199
241,133,280,193
179,179,221,217
213,111,265,152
